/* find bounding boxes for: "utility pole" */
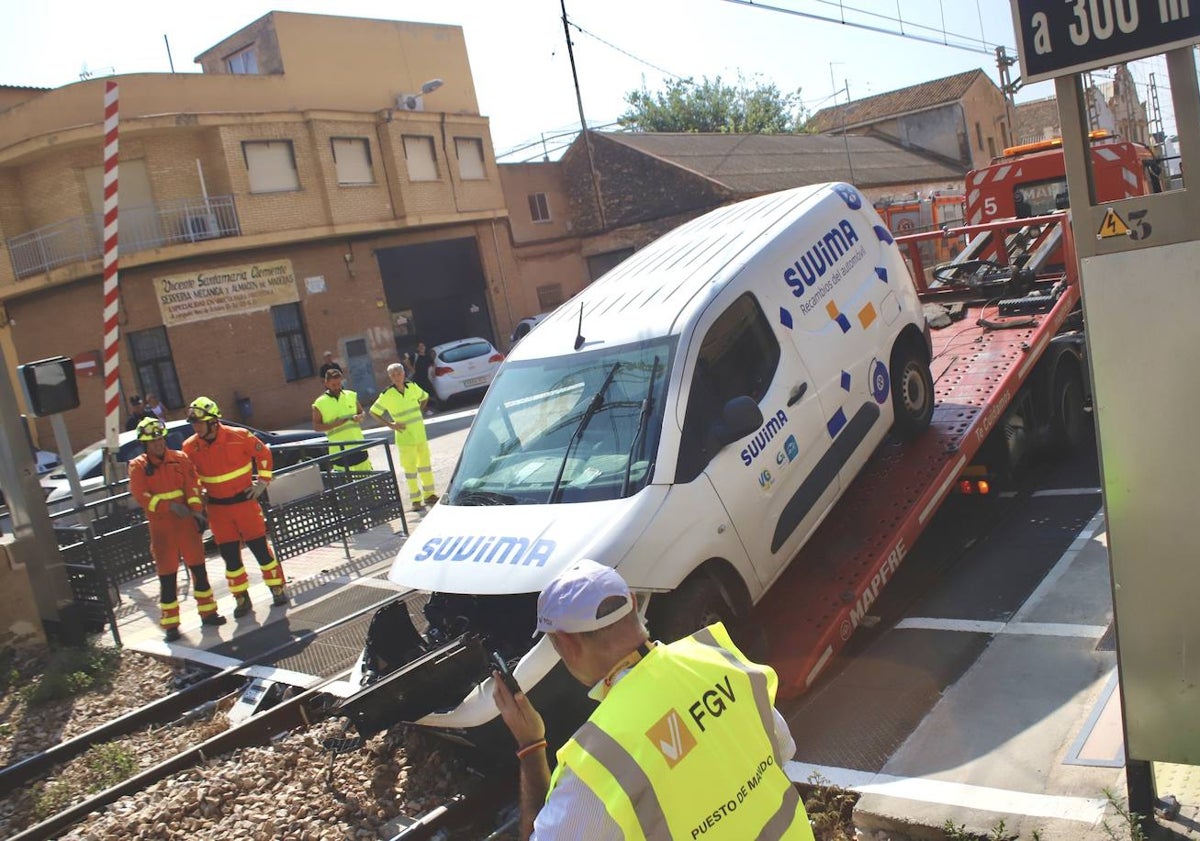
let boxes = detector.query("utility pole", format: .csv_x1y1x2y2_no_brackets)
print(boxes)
559,0,608,232
830,64,856,185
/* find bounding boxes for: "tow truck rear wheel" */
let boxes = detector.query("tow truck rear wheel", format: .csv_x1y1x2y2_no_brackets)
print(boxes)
890,342,935,440
1049,364,1086,453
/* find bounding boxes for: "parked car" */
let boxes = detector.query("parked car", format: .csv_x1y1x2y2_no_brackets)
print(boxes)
510,313,549,346
427,338,505,404
41,419,324,509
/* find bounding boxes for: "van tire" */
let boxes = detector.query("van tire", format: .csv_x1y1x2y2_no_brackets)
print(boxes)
890,342,934,440
650,574,735,645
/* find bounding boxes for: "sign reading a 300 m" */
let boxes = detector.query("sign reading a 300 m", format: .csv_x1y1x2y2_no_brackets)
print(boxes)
154,259,299,327
1011,0,1200,84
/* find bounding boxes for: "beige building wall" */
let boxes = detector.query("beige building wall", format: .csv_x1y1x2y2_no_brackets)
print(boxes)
0,12,513,446
960,75,1011,169
195,12,481,118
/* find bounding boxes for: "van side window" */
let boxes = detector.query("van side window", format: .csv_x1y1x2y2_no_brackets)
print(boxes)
677,294,780,483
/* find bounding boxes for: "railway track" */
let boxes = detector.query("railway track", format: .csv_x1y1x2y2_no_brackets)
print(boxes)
0,587,526,840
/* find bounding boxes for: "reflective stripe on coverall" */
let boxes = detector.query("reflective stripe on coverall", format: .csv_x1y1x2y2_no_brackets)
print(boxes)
129,449,219,628
183,424,283,591
369,383,434,504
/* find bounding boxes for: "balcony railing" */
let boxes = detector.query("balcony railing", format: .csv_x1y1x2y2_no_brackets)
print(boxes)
5,195,240,280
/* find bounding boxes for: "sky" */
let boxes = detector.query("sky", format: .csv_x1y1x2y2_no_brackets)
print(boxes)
0,0,1181,160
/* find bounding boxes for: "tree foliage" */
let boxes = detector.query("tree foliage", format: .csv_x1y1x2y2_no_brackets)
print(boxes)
619,75,808,134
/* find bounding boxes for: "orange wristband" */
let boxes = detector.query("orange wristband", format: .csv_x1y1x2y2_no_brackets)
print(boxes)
516,739,548,760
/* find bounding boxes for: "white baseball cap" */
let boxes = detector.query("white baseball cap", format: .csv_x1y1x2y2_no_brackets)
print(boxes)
534,559,633,636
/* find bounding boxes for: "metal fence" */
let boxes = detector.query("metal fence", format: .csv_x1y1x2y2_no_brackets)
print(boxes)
49,437,405,644
6,195,240,279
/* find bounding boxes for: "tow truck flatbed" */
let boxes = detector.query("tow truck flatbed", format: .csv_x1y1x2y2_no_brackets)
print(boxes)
759,213,1081,698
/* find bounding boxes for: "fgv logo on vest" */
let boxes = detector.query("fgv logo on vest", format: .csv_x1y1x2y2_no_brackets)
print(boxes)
646,708,697,769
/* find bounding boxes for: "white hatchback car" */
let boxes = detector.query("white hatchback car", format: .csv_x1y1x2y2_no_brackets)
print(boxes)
428,338,504,403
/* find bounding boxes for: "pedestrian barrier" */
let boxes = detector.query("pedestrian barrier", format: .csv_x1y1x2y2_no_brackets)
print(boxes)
47,435,406,643
264,437,407,562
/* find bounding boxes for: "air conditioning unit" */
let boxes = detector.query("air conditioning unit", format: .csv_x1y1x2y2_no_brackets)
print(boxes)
184,213,220,242
396,94,424,112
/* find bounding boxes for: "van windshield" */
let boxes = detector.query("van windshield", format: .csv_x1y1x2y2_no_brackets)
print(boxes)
447,337,676,506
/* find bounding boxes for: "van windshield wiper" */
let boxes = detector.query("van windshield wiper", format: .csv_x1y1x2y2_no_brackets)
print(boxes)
450,489,518,506
621,356,661,498
548,362,621,504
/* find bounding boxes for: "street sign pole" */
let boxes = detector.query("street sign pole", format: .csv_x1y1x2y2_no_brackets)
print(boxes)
1010,0,1200,825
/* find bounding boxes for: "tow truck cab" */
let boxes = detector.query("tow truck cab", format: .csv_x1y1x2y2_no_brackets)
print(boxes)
344,182,934,750
966,130,1166,226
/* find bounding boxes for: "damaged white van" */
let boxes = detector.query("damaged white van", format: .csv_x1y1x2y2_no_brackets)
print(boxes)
341,182,933,750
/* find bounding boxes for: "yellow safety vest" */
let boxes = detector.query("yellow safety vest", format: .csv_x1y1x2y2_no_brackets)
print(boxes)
313,389,369,469
549,623,812,841
369,383,428,447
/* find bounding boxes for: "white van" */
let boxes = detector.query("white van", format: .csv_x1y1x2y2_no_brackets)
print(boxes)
354,183,933,748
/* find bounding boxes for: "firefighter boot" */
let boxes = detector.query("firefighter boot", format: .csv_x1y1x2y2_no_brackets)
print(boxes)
270,585,289,607
233,592,253,618
164,627,182,643
202,613,228,627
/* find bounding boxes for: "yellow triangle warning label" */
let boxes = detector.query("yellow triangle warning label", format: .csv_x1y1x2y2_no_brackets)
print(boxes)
1098,208,1130,238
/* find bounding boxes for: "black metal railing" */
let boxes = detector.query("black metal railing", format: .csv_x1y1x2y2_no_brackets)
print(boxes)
47,436,405,643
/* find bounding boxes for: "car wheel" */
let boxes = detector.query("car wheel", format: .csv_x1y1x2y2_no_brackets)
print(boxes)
890,340,934,440
649,573,735,644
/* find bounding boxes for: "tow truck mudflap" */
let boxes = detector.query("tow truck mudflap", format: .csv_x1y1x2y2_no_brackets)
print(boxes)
336,634,489,738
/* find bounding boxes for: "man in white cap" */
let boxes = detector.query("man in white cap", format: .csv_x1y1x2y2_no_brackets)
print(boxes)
492,559,812,840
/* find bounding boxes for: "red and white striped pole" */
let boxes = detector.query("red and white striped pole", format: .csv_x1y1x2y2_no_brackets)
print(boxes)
102,81,120,451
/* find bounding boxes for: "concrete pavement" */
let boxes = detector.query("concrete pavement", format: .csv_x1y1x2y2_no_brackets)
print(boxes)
785,510,1200,840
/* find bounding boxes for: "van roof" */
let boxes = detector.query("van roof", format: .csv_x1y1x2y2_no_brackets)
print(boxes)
510,183,833,359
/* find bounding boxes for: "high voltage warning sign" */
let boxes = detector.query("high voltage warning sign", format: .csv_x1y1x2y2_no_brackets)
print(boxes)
1098,208,1130,239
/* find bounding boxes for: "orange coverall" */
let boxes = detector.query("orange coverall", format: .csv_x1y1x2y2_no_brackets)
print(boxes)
129,449,219,630
183,423,285,595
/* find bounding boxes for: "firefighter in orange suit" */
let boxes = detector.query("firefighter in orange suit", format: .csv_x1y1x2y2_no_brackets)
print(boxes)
128,417,227,642
182,396,288,617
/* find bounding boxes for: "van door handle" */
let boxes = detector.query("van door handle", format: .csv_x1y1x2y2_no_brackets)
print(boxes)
787,382,808,406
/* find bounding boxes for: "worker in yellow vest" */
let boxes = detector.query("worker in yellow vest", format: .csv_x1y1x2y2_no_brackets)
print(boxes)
492,559,813,840
312,367,370,472
369,362,438,512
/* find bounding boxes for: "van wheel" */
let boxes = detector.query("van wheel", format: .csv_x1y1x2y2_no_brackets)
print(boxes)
1049,365,1086,453
650,575,735,644
890,343,934,439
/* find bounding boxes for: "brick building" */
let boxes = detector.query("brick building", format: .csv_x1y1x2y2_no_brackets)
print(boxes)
499,130,967,321
807,69,1010,171
0,12,518,446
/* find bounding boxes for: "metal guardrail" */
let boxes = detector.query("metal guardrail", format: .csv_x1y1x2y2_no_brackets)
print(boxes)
49,436,405,645
6,195,240,279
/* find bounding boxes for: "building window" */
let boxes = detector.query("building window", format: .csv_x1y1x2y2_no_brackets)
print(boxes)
987,136,997,158
536,283,564,311
587,248,634,282
454,137,486,180
331,137,374,185
402,135,438,181
243,140,300,193
975,121,984,151
128,327,183,409
272,303,314,381
528,193,551,223
226,46,258,75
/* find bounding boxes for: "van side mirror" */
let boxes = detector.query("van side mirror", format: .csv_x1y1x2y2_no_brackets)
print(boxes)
714,396,763,446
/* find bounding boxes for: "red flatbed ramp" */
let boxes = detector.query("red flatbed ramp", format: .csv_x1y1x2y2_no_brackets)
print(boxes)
760,219,1080,698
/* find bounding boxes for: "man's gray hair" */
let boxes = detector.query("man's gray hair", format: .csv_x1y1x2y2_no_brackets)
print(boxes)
387,363,406,376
